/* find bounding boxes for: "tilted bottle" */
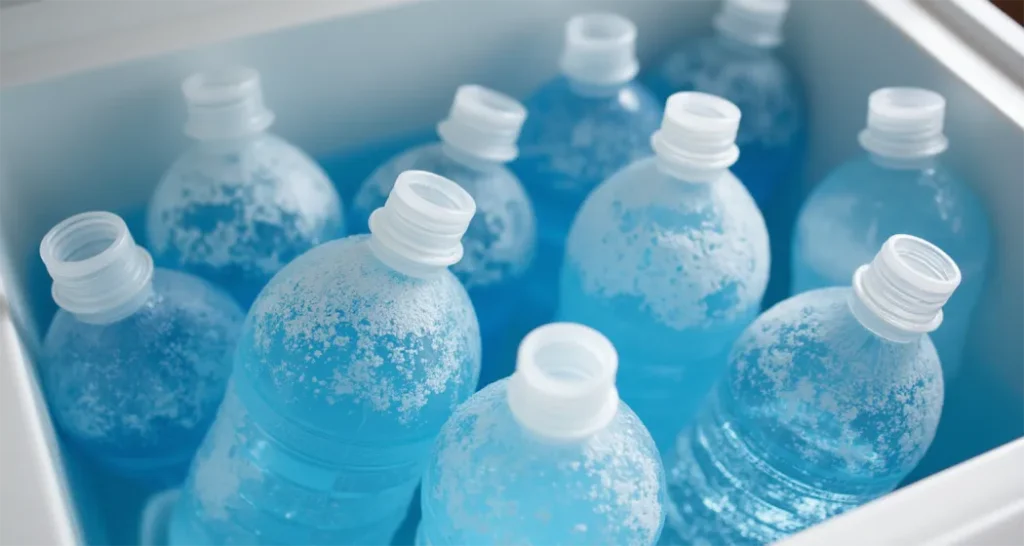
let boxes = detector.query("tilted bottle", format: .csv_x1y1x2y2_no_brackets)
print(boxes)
169,171,482,544
39,211,244,484
663,234,956,545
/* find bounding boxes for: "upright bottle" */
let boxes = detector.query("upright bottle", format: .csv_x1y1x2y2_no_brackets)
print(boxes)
169,171,482,545
419,322,666,546
147,67,345,308
559,92,770,451
642,0,806,206
351,85,536,386
38,211,244,483
514,13,662,324
663,234,956,545
793,87,991,380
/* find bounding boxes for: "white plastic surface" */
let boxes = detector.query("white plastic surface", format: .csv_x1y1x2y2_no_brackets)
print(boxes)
651,91,742,180
436,85,526,163
859,87,950,159
559,13,640,87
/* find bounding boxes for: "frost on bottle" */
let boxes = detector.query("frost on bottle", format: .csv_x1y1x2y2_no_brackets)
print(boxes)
559,92,770,451
146,67,345,308
419,323,666,546
793,88,991,380
514,13,662,324
642,0,806,206
169,171,482,545
351,85,536,386
662,235,957,546
38,212,244,483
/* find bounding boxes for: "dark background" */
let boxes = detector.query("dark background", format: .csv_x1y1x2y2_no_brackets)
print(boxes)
993,0,1023,23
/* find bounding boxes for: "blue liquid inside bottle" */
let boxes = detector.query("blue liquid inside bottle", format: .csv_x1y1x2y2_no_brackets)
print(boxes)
792,88,991,381
417,323,666,546
559,91,770,452
515,74,661,324
147,68,345,308
39,213,244,485
170,173,481,545
662,286,946,545
351,86,536,387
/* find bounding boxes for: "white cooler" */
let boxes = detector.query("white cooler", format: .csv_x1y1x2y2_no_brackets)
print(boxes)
1,1,1021,544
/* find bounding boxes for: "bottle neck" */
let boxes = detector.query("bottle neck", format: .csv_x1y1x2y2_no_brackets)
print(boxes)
436,84,526,164
867,151,940,171
566,78,628,98
441,143,501,171
713,0,789,49
847,234,961,343
559,13,640,90
182,67,275,141
651,91,742,184
858,87,949,161
368,170,476,279
40,212,154,325
507,323,620,442
713,30,774,57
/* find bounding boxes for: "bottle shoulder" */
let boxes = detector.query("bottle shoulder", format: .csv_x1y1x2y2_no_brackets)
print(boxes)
730,287,943,400
425,381,664,544
799,155,992,268
566,160,770,330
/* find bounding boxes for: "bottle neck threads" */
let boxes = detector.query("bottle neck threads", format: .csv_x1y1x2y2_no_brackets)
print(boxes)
560,13,640,89
40,211,154,325
437,85,527,164
507,323,620,441
183,67,275,141
849,234,961,343
713,0,790,48
652,92,742,182
368,170,476,278
859,87,949,160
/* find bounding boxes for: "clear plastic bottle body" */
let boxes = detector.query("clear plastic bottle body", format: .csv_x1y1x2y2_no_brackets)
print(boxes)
169,236,481,545
643,33,806,206
40,268,244,483
661,288,944,545
350,143,536,386
559,158,769,450
417,381,666,546
514,77,662,323
792,155,990,379
147,133,346,307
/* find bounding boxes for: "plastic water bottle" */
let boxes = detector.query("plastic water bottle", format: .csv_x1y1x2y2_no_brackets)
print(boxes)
147,67,345,307
351,85,536,387
38,211,244,484
662,234,956,545
418,322,666,546
169,170,482,545
793,88,991,380
514,13,662,325
559,92,770,452
642,0,806,207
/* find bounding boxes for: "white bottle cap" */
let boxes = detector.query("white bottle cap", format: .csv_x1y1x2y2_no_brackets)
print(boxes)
850,234,962,343
559,13,640,87
651,92,742,181
368,170,476,278
859,87,949,160
714,0,790,48
437,85,528,163
40,211,154,325
507,322,620,441
183,66,275,140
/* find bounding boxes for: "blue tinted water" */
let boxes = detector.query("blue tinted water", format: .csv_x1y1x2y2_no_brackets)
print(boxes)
643,33,806,208
792,155,991,380
559,158,769,451
169,235,481,545
147,134,346,307
661,288,944,545
350,143,536,387
40,269,244,484
514,77,662,324
417,381,666,546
